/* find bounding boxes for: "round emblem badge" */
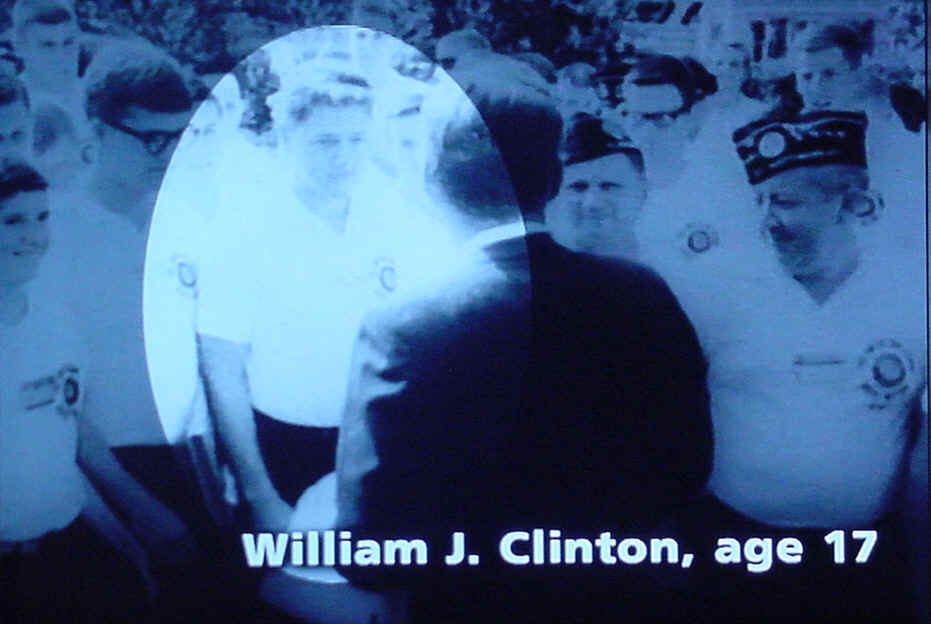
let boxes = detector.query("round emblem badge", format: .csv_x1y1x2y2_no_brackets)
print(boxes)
757,129,787,159
677,222,719,257
171,255,198,298
858,339,915,409
372,257,397,295
178,262,197,288
55,365,82,416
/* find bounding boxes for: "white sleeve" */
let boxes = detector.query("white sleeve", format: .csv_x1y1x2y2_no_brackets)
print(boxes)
195,211,258,345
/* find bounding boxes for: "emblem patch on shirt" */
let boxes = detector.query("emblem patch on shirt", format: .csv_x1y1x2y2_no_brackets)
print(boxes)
373,256,397,295
172,254,198,298
677,222,719,257
857,339,915,410
18,364,82,417
55,365,83,416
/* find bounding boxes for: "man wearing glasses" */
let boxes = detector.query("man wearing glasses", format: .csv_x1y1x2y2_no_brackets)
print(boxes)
38,40,199,606
616,55,709,192
82,47,189,225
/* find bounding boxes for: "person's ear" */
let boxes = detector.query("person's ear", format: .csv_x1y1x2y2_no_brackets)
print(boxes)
841,189,883,225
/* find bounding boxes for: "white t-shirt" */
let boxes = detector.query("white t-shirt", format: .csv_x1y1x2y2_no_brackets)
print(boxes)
197,182,401,427
0,281,87,541
653,233,926,528
861,102,925,251
41,192,168,446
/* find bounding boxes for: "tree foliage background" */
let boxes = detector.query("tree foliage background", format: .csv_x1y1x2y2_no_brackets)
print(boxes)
0,0,924,83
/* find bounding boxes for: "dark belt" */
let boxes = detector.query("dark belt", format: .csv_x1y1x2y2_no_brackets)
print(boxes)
0,518,82,557
0,538,40,556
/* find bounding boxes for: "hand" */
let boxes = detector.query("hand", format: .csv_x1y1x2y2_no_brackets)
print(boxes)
129,502,197,566
137,556,160,608
249,494,294,532
117,535,160,608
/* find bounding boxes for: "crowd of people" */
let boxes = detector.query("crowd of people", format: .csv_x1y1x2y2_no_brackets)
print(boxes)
0,0,926,622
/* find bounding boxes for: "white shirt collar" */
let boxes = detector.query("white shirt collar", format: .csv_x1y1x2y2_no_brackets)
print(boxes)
461,221,528,255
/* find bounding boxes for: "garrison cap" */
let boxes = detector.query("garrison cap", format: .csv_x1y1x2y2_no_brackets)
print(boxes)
733,110,868,185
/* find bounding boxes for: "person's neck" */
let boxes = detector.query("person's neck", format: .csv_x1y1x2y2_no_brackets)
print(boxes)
613,229,639,260
294,183,350,234
0,285,28,326
92,177,153,233
794,247,860,305
645,150,686,190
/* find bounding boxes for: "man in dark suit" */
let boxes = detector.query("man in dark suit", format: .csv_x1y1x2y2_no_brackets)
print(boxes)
334,61,712,623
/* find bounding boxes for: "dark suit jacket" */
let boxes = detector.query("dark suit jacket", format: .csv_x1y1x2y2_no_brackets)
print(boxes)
335,231,711,620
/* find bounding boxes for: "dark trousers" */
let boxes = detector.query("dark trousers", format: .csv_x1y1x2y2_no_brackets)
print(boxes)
113,444,299,622
1,517,150,623
657,495,917,623
253,408,339,506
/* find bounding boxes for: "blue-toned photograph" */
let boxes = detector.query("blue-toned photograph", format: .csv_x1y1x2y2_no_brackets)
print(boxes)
0,1,926,622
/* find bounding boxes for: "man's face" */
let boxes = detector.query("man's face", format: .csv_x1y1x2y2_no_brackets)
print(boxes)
619,82,688,149
0,189,49,287
0,100,32,166
796,47,858,110
547,153,645,254
17,21,79,87
95,106,190,201
757,167,851,278
292,104,370,189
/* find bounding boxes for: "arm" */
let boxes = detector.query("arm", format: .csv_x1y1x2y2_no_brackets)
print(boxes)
78,469,157,603
76,414,194,564
636,271,714,504
334,309,432,590
197,332,292,530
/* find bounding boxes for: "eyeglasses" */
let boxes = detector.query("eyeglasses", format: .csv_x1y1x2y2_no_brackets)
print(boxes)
107,119,184,156
619,109,685,124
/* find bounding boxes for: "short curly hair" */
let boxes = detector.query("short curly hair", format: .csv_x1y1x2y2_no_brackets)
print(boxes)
0,161,48,204
801,24,872,70
285,72,373,126
627,54,705,113
84,42,194,125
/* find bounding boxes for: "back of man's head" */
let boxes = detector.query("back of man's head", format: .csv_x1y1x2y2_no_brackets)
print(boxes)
444,60,563,223
84,42,193,125
435,28,491,70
